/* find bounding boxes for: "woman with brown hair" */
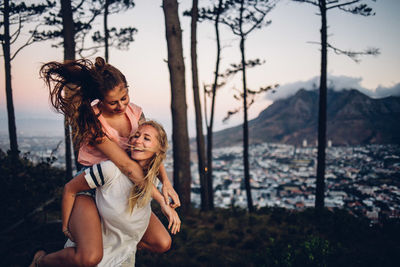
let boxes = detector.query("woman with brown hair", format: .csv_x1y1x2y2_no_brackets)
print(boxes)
31,57,180,266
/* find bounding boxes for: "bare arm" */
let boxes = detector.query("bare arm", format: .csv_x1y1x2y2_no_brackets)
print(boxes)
158,164,181,208
151,184,181,235
95,138,145,186
61,172,91,238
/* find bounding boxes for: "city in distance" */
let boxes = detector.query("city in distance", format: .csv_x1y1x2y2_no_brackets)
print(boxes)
1,87,399,223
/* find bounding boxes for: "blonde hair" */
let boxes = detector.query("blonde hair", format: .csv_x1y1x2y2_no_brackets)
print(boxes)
127,120,168,213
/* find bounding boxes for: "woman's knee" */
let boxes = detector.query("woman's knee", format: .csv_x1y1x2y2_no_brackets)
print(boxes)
155,235,172,253
76,249,103,267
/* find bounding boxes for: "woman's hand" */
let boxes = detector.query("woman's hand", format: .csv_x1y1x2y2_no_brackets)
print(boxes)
162,180,181,209
160,203,181,235
62,227,74,242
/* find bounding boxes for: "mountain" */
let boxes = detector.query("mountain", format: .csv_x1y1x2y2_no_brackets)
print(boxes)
213,89,400,147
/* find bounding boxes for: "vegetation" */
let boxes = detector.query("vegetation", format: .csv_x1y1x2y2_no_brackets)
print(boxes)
0,152,398,267
137,206,399,267
0,150,65,267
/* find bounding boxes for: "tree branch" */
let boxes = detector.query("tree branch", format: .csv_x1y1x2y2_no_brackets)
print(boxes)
326,0,359,10
327,42,380,63
9,16,23,45
292,0,319,6
11,23,45,60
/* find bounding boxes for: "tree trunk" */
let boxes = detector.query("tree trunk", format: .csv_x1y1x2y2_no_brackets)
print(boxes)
190,0,208,211
206,0,224,211
2,0,19,162
239,0,254,212
162,0,192,215
315,0,327,210
61,0,76,179
61,0,75,61
104,0,110,62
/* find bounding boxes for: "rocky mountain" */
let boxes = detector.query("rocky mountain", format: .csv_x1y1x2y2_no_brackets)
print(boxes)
212,88,400,147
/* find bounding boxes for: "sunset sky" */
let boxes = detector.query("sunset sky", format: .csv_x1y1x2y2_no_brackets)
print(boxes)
1,0,399,137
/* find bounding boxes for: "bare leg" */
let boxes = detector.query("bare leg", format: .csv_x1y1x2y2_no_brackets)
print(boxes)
29,250,46,267
137,212,171,253
34,195,103,267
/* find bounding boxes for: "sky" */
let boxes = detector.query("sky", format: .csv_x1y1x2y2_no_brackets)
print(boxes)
0,0,399,138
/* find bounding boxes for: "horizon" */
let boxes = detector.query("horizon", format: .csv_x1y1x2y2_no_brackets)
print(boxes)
1,0,399,138
1,83,399,139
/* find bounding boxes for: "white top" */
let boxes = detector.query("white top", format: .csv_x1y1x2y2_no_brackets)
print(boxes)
66,161,151,267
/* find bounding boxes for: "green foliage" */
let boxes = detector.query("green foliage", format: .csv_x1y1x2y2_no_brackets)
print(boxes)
1,156,399,266
0,149,65,229
136,206,400,267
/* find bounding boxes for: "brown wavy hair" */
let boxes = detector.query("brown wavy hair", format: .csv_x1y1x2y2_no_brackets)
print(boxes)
40,57,128,148
127,120,168,213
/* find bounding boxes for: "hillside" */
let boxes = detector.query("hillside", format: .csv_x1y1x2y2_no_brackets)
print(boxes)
213,89,400,147
1,151,399,266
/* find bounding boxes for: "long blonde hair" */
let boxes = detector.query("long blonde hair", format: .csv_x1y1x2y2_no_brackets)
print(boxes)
128,120,168,213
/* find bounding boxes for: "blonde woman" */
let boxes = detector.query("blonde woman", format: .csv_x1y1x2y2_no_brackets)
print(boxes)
31,121,180,266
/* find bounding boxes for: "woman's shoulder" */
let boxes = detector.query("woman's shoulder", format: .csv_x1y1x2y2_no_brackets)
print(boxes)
127,102,143,122
128,102,142,114
91,102,101,115
97,160,121,185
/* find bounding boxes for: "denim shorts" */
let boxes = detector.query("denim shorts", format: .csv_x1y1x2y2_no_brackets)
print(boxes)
75,167,96,198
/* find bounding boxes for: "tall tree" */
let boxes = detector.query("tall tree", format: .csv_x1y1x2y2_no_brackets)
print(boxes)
91,0,136,62
104,0,110,61
34,0,102,174
0,1,55,162
222,0,275,212
198,0,228,210
35,0,136,174
60,0,75,179
36,1,101,58
189,0,208,210
162,0,192,215
293,0,379,210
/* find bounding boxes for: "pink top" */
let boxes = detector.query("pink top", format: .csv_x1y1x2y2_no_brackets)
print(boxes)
78,103,142,166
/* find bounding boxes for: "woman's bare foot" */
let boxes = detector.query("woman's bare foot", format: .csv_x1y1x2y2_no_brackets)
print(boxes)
29,250,46,267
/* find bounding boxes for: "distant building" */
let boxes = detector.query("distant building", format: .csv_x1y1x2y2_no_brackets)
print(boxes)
302,139,307,147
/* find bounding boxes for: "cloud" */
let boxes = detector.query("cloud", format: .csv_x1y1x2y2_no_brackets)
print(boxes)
373,83,400,98
264,75,400,101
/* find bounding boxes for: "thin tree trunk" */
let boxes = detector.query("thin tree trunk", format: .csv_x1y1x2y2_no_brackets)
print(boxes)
315,0,327,210
162,0,192,215
206,0,224,211
190,0,208,211
61,0,75,61
2,0,19,162
104,0,110,62
61,0,75,179
239,0,254,212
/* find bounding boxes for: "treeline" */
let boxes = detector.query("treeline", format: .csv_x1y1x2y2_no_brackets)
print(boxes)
1,0,380,216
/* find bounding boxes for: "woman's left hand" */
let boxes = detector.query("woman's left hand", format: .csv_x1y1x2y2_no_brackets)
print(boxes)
162,180,181,209
63,228,75,242
161,203,181,235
